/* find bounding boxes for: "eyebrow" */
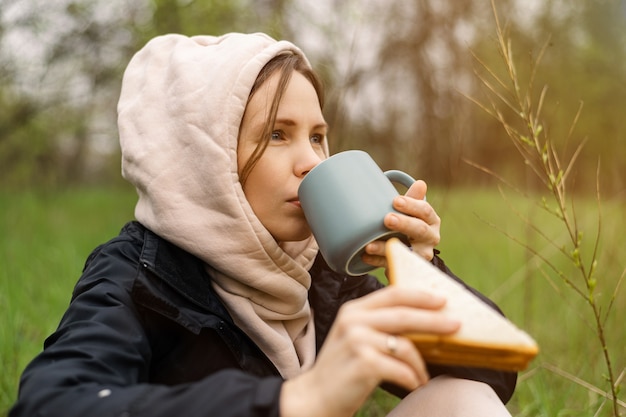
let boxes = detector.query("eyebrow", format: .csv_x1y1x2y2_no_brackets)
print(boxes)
275,118,328,130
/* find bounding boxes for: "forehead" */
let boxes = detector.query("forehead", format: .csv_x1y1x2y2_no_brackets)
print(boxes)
277,72,322,111
244,71,323,126
243,71,281,125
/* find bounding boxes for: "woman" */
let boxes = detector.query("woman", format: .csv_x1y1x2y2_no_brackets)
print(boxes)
10,33,516,417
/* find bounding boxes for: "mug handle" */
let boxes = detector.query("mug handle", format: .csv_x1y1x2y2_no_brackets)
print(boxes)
384,169,416,188
384,170,426,201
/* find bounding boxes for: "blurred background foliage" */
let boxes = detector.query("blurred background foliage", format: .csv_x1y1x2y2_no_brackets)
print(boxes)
0,0,624,196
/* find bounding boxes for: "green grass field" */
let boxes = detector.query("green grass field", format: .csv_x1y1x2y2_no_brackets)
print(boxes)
1,186,624,416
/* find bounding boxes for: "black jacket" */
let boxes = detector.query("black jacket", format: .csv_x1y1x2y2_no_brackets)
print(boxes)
10,221,516,417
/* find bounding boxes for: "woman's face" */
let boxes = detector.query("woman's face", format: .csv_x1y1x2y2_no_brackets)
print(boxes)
238,71,327,242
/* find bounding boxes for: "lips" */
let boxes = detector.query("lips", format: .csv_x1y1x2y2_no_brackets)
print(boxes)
287,197,301,208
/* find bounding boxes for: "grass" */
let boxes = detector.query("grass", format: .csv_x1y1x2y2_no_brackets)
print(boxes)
466,3,625,413
1,186,624,416
434,187,626,416
0,186,138,415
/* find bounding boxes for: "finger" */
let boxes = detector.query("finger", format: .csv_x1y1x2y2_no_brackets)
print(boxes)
341,285,449,312
385,210,440,244
410,242,437,261
366,306,461,335
405,179,427,201
336,288,460,335
364,240,386,256
385,212,436,237
343,329,429,391
336,293,453,339
361,240,389,269
382,335,430,386
390,197,440,229
361,251,387,270
363,241,436,267
382,219,438,261
363,241,387,268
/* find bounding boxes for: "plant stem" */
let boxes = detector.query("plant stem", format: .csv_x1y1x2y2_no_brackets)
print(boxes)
474,1,622,414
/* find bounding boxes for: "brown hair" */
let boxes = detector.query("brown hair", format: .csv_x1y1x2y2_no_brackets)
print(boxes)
238,52,324,185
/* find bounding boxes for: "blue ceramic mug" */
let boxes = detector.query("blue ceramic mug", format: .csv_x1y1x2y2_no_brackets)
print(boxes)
298,150,415,276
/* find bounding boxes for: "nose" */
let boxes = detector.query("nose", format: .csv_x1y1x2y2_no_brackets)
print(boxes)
295,143,323,177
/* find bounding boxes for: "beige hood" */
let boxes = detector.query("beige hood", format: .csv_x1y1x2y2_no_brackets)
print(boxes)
118,33,320,378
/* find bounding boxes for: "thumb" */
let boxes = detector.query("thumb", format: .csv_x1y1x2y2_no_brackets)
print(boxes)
405,179,427,201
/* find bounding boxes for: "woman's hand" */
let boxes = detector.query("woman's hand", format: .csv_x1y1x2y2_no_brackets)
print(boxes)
280,285,460,417
363,179,441,267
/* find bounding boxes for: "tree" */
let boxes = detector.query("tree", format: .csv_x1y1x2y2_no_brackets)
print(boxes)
0,0,148,187
0,0,290,188
468,0,626,194
1,0,623,193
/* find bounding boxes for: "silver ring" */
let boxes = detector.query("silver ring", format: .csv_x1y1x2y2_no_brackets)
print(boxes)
386,335,398,355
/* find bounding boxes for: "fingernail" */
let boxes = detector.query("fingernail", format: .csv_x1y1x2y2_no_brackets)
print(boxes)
387,214,399,227
395,196,406,208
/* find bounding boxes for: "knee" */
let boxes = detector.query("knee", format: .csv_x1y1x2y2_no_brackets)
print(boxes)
388,375,511,417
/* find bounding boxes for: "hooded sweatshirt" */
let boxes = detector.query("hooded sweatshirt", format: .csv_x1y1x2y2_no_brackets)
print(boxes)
117,33,324,379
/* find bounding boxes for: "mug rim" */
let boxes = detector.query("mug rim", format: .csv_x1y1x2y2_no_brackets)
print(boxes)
299,150,370,191
343,230,407,276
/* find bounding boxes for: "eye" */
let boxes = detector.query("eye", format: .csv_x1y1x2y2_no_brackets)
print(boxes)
310,134,325,145
271,130,285,141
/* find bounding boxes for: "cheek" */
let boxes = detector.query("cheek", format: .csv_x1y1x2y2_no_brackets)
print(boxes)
242,159,276,200
249,150,283,180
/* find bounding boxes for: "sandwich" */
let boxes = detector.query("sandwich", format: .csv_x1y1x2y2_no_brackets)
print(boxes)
385,238,539,372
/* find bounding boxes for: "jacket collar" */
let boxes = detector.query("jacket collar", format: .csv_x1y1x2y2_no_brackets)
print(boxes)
132,222,232,322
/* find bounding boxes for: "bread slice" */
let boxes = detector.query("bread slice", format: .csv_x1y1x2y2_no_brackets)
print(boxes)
385,238,538,372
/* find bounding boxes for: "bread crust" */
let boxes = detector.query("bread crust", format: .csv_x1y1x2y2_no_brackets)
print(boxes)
403,333,538,371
